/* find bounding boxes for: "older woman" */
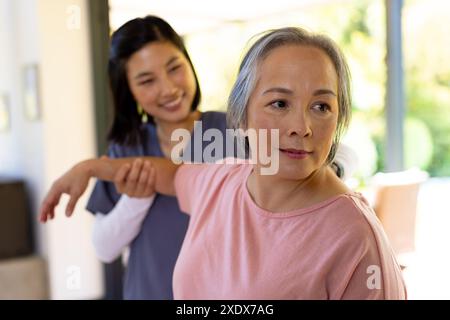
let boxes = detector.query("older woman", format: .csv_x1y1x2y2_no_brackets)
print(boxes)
40,27,406,299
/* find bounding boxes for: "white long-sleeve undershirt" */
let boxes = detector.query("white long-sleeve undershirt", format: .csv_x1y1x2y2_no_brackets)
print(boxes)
92,194,155,263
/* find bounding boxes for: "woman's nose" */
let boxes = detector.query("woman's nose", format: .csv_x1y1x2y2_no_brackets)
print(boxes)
159,74,177,97
286,108,312,138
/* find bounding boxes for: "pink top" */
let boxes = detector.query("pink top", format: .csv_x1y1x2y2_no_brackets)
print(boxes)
173,161,407,299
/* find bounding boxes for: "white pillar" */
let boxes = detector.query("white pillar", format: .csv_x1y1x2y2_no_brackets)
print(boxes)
385,0,405,172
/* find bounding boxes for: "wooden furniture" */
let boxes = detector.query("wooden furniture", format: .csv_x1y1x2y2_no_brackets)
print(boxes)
0,179,48,299
0,180,33,260
372,169,428,265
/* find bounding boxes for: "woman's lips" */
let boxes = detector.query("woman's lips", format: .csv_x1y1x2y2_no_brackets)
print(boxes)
279,148,312,159
160,95,183,111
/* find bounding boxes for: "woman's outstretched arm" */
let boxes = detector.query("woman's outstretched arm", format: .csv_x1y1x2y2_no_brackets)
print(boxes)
39,157,179,223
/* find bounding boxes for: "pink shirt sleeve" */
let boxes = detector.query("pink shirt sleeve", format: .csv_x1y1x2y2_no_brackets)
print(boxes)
174,163,227,215
340,253,385,300
322,212,385,299
174,164,197,215
327,194,407,299
336,236,386,299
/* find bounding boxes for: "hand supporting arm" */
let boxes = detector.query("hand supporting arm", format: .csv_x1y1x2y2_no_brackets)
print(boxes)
39,157,179,223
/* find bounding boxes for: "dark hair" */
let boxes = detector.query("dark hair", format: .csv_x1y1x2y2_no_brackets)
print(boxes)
107,15,201,145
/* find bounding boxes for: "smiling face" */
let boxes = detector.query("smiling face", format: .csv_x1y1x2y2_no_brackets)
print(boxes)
126,41,197,124
247,44,339,180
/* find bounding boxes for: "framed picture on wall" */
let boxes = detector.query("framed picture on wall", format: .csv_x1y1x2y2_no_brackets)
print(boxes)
23,64,41,121
0,94,10,132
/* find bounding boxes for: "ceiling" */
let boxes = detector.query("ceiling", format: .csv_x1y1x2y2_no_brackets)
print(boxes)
109,0,344,35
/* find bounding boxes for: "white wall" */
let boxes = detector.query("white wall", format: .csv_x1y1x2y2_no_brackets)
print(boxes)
36,0,104,299
0,0,23,178
0,0,104,299
0,0,46,255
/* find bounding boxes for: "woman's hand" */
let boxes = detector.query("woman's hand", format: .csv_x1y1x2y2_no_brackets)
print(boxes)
113,159,156,198
39,160,93,223
39,156,177,224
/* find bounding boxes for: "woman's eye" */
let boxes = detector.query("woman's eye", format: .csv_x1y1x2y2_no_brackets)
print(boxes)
270,100,287,109
312,103,331,113
139,79,155,86
169,65,181,72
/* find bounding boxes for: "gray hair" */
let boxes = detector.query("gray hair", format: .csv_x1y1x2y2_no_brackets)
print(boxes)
227,27,352,163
